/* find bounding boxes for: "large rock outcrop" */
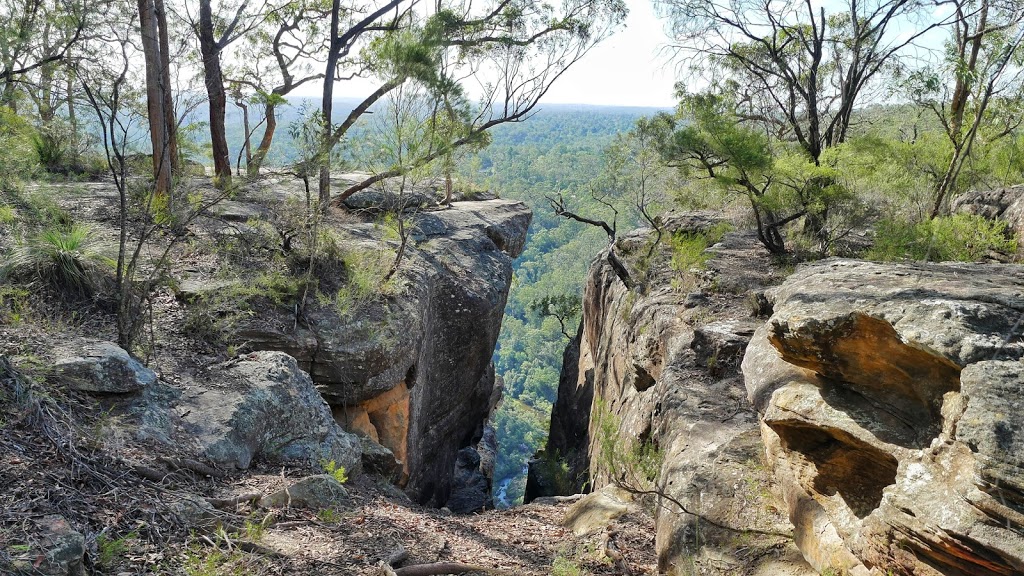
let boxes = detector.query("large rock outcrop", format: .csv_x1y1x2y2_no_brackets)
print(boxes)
536,215,810,574
213,199,531,507
744,259,1024,575
952,184,1024,242
142,351,362,473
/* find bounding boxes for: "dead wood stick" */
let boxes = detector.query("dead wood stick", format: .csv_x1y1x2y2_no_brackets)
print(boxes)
602,529,633,576
158,456,227,478
385,545,409,566
206,492,263,509
394,562,508,576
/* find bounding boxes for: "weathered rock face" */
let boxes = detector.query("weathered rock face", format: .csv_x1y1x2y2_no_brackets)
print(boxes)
260,474,349,509
952,184,1024,242
223,200,531,507
52,340,155,394
145,351,361,473
744,258,1024,575
537,215,808,574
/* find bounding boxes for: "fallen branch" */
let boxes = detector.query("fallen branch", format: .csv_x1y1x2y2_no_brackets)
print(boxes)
158,456,227,479
393,562,505,576
206,492,263,510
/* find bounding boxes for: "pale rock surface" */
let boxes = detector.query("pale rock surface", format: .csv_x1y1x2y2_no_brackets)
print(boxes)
52,340,155,393
744,258,1024,575
261,474,349,509
153,351,362,473
536,218,808,574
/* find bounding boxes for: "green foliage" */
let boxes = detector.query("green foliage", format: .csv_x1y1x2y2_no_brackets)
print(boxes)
551,555,584,576
333,245,395,319
669,222,732,273
532,449,578,495
0,286,31,325
320,459,349,484
593,399,662,489
182,545,246,576
0,203,15,225
95,531,136,569
0,107,38,190
1,222,113,296
317,507,342,523
867,214,1018,262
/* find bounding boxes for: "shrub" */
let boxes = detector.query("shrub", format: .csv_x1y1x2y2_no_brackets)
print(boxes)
0,107,38,190
320,459,348,483
867,213,1017,262
1,222,113,296
669,222,732,273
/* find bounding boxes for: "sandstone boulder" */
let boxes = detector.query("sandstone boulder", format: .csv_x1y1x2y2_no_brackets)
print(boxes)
538,226,803,575
219,200,530,507
179,351,361,472
261,474,349,509
743,258,1024,575
10,516,85,576
52,340,155,393
952,184,1024,241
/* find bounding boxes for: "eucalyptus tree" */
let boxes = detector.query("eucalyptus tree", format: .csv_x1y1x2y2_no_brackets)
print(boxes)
316,0,629,210
905,0,1024,216
657,0,947,163
228,0,332,177
0,0,92,107
186,0,277,188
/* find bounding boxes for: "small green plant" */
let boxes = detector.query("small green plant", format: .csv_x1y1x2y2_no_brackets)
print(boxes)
592,399,662,490
182,546,245,576
320,459,348,484
867,213,1017,262
1,222,113,296
0,203,14,224
241,513,273,541
670,222,732,273
0,285,31,325
551,555,584,576
317,507,342,523
332,245,399,318
95,531,136,568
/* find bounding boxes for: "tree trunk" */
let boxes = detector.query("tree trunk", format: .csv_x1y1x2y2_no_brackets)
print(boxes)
138,0,172,199
319,0,342,209
248,100,277,177
154,0,178,172
199,0,232,188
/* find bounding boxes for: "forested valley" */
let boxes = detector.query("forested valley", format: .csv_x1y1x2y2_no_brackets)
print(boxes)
0,0,1023,573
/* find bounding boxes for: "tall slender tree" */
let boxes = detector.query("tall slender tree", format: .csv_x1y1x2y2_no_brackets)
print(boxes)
316,0,628,210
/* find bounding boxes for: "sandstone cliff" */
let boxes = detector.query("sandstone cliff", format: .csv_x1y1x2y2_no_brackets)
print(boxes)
212,197,532,509
533,214,812,574
744,259,1024,575
537,210,1024,575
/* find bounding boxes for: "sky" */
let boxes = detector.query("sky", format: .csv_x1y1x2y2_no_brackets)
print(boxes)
539,0,678,107
293,0,679,109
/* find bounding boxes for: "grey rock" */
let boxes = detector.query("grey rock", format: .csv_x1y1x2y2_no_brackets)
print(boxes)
360,436,401,479
11,516,85,576
261,474,349,509
53,340,155,393
341,187,436,213
210,200,269,223
181,351,361,472
743,258,1024,576
446,446,491,514
168,494,218,528
219,200,531,508
562,485,635,536
952,184,1024,242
